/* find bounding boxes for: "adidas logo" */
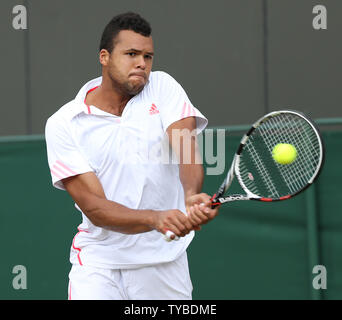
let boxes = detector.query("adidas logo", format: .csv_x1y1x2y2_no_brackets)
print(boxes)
149,103,160,115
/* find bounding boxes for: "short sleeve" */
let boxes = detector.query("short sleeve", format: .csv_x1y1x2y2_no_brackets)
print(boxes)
45,117,94,190
156,72,208,134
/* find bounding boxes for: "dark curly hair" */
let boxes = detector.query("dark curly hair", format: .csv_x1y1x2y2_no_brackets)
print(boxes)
99,12,152,53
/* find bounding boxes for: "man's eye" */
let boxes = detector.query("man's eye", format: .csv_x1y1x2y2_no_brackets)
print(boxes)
145,55,153,60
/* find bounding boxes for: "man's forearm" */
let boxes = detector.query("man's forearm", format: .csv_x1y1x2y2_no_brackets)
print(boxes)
179,163,204,199
78,194,194,237
80,193,156,234
63,172,193,237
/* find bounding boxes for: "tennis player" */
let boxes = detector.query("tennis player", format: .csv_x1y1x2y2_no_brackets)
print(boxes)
45,12,219,300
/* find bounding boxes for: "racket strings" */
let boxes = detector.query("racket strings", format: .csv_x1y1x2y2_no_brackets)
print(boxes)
283,118,319,185
239,112,322,198
263,114,319,191
262,115,315,191
268,115,318,191
275,114,320,180
244,140,280,197
277,115,318,173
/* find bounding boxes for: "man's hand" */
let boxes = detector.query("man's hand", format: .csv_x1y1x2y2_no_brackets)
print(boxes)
185,193,220,227
153,209,200,240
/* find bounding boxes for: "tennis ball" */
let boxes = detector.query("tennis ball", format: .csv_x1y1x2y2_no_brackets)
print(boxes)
272,143,297,165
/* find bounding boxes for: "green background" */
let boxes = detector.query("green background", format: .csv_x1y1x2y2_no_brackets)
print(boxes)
0,127,340,300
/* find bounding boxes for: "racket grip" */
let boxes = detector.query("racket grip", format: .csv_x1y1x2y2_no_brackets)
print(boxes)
210,194,221,209
164,230,180,242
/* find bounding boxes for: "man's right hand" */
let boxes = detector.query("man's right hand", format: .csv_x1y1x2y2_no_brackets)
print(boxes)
153,209,200,240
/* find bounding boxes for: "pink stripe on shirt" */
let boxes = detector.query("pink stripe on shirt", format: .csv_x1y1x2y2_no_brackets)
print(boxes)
53,164,69,177
186,103,191,117
50,168,63,180
181,102,187,119
191,105,196,116
56,160,77,175
72,227,89,266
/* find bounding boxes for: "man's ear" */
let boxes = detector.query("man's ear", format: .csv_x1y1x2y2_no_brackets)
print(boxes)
99,49,110,66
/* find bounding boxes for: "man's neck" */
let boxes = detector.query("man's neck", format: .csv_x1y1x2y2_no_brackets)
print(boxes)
85,79,132,116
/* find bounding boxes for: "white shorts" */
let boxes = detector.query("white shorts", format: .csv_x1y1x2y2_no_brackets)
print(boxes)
68,251,193,300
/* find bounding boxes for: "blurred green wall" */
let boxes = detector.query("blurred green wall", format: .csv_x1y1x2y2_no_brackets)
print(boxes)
0,127,340,300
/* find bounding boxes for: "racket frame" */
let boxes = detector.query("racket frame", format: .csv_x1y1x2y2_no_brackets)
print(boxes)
165,109,325,240
211,110,324,205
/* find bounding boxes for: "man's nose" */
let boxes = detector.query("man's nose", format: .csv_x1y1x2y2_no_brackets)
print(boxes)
136,55,146,69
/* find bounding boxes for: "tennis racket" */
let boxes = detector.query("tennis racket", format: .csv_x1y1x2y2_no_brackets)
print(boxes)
165,109,324,241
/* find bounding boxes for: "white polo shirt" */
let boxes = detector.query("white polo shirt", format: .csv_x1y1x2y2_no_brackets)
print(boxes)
45,71,208,269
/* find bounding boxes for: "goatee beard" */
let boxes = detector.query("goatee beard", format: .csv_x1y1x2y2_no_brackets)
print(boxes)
109,75,145,97
125,81,145,96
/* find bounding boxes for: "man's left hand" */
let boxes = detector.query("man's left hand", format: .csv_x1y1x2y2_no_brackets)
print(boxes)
185,193,220,228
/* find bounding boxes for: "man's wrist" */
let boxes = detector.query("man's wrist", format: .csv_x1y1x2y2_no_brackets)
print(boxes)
141,209,159,230
184,190,197,200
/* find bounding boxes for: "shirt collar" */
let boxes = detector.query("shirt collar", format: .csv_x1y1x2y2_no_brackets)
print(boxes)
74,76,103,116
72,74,151,118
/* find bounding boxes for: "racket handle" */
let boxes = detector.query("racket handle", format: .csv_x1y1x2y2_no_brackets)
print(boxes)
210,194,222,209
164,230,180,242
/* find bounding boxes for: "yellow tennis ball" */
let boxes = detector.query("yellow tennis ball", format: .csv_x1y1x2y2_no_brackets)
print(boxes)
272,143,297,165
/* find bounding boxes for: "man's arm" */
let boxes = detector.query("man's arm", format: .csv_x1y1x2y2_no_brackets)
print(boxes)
62,172,195,237
167,117,219,226
166,117,204,199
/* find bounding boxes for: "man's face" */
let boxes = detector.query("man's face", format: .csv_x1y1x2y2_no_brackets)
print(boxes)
101,30,154,96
